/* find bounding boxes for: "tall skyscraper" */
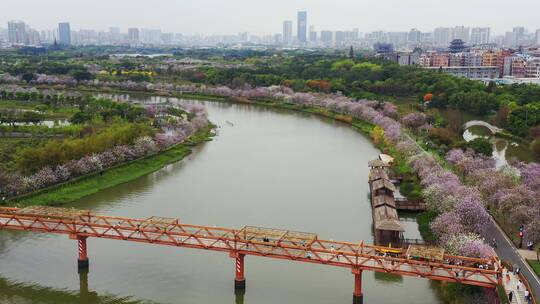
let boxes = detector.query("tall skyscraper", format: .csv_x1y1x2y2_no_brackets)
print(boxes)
470,27,490,45
8,21,26,44
536,29,540,46
282,20,292,45
297,11,307,45
58,22,71,45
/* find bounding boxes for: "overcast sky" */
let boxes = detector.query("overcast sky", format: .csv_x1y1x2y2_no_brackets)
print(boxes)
2,0,539,35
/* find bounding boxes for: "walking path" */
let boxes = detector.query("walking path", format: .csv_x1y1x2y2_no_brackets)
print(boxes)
503,268,532,304
486,218,539,303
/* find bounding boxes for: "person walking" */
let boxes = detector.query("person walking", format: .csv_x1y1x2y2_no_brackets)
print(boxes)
524,290,530,304
508,291,513,302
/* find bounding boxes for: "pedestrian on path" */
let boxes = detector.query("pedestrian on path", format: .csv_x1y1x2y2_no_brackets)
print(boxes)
524,290,530,304
508,291,513,302
517,280,523,291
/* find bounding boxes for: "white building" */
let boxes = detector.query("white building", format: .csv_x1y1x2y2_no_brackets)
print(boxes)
452,26,470,43
8,21,26,44
128,28,139,45
470,27,490,45
433,27,452,46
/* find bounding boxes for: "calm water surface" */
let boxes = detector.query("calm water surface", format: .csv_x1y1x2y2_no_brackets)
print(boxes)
0,96,444,304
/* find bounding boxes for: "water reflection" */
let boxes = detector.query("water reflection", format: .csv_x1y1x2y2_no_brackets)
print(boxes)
463,125,532,167
0,274,156,304
0,95,445,303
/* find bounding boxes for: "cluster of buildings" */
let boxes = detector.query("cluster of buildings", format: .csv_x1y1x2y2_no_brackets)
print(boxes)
381,40,540,83
277,12,540,49
1,16,540,52
1,21,72,46
0,21,184,47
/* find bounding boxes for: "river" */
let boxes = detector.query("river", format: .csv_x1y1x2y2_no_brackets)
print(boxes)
0,95,453,303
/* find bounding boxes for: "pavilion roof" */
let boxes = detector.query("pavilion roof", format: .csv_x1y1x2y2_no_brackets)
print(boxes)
373,206,404,231
371,179,396,192
369,168,389,182
373,195,396,208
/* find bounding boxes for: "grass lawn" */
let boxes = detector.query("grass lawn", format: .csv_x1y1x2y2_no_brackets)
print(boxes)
0,99,77,118
528,259,540,278
9,125,214,207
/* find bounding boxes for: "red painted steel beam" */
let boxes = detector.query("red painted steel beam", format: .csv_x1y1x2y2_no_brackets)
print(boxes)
0,209,502,289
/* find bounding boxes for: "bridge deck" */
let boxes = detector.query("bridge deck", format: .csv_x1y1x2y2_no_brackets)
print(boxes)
0,207,501,288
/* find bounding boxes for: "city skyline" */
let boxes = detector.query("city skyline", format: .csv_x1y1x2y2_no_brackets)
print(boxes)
3,18,540,49
1,0,540,36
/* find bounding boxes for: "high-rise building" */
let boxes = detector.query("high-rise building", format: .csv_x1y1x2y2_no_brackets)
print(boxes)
282,20,292,45
513,27,525,41
309,25,317,43
297,11,307,45
352,28,360,41
141,28,162,44
470,27,490,45
128,28,139,44
536,29,540,46
335,31,346,46
26,29,40,45
408,28,421,44
320,30,333,46
433,27,451,46
8,21,26,44
504,31,517,47
109,27,121,44
452,26,470,43
58,22,71,45
387,32,408,46
40,29,57,44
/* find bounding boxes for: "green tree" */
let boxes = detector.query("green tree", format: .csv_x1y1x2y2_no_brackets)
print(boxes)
466,138,493,156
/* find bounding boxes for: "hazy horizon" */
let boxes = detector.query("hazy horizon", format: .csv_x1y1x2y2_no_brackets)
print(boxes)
1,0,540,35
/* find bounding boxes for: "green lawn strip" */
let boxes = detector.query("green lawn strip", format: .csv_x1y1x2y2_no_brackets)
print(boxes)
0,100,76,118
528,260,540,278
0,100,40,109
497,284,510,304
10,125,214,207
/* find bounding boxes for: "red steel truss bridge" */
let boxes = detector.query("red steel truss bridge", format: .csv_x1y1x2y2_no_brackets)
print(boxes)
0,206,503,304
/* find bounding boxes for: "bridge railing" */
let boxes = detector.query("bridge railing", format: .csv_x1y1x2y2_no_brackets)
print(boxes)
0,208,502,288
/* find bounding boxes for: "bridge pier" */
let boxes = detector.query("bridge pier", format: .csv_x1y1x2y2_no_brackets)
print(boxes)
77,236,89,270
234,253,246,290
352,269,363,304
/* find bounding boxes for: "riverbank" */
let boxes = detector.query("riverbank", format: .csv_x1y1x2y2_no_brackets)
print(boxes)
7,124,215,207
